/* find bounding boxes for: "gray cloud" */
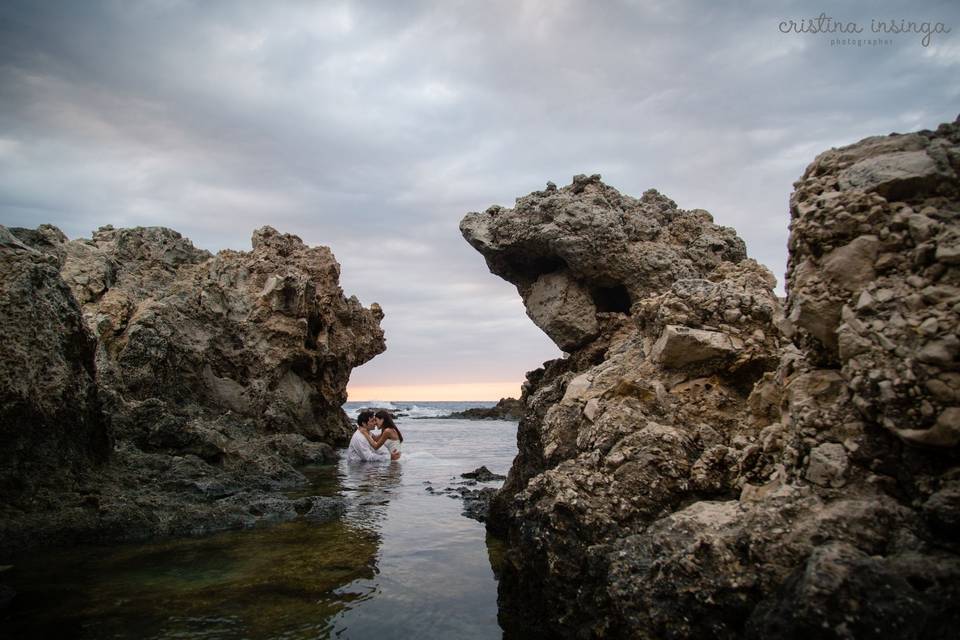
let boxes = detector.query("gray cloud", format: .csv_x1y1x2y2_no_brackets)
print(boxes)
1,0,958,392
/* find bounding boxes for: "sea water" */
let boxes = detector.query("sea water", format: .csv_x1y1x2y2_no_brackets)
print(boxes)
0,402,518,639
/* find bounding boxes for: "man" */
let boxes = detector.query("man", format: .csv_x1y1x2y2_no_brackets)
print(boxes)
347,410,400,462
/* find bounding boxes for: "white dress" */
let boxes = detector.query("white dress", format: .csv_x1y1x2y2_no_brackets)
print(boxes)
385,439,402,456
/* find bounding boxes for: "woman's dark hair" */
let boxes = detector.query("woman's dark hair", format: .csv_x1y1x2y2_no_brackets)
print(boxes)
375,410,403,442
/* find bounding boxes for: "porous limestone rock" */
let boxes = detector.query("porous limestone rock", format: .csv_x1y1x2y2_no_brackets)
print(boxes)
525,270,599,350
59,224,385,446
462,175,786,637
465,117,960,639
651,324,742,369
0,227,110,505
0,224,383,550
461,174,747,352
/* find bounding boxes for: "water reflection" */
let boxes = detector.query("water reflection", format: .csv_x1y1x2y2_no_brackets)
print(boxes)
339,460,404,535
0,467,385,640
1,417,516,640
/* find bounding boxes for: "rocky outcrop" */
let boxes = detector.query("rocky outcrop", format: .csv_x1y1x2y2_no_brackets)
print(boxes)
463,119,960,639
0,228,109,505
1,225,383,550
56,224,384,446
461,465,507,481
439,397,525,420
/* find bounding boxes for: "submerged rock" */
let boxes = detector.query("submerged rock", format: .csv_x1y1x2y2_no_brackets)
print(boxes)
0,225,382,551
461,466,507,482
462,118,960,639
427,467,506,523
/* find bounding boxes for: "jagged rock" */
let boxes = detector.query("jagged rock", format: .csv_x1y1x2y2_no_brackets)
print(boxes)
464,117,960,640
651,324,742,368
821,234,880,292
804,442,848,488
891,406,960,447
55,225,385,446
461,466,507,482
0,224,382,551
6,224,68,264
462,175,786,636
746,542,960,639
0,227,110,506
461,174,747,353
923,480,960,538
836,149,952,198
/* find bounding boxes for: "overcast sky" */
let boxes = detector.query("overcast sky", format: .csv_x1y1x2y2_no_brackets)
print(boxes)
1,1,958,399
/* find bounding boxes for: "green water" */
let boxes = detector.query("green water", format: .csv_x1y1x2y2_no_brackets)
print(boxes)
4,519,378,638
0,418,518,639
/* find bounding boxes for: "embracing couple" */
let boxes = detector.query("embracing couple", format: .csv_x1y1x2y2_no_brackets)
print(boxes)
347,410,404,462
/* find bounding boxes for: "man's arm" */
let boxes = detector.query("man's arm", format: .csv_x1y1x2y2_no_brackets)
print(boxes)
357,431,391,461
361,429,384,450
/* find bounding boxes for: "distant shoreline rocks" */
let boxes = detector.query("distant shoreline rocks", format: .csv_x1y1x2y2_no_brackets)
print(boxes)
353,407,410,418
432,397,524,421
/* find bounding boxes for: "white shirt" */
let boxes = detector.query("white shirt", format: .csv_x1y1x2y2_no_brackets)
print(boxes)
347,428,391,462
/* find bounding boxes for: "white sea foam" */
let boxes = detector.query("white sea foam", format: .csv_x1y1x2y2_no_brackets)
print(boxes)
403,404,449,419
343,400,497,420
343,400,399,419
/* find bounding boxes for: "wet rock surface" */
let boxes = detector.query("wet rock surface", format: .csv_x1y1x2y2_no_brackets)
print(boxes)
1,225,382,551
461,118,960,639
461,465,507,482
426,466,507,522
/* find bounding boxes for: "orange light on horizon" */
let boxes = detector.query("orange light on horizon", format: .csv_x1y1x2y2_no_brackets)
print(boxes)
347,382,521,402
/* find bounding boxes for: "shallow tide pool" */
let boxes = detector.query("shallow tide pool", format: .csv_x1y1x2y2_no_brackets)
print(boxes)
1,414,518,639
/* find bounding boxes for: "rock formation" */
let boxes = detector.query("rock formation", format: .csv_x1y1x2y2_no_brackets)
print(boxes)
461,118,960,638
439,397,525,420
0,227,110,505
0,225,383,550
56,224,384,446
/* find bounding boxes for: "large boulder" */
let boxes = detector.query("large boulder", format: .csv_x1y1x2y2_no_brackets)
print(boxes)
464,118,960,639
59,224,384,446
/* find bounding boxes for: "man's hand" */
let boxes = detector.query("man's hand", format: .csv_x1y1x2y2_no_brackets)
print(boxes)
390,451,401,460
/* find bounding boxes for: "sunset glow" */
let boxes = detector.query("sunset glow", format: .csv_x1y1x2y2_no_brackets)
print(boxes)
347,382,521,402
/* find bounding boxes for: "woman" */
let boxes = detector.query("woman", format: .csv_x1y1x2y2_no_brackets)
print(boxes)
362,409,404,459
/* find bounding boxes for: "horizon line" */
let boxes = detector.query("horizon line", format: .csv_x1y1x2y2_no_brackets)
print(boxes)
346,399,504,403
347,381,521,402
